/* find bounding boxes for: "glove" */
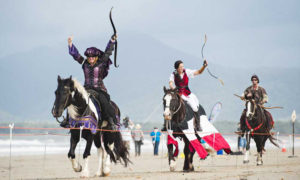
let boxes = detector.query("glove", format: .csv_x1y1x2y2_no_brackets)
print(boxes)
203,60,208,67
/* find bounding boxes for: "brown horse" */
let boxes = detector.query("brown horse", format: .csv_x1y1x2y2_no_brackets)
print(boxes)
241,99,278,165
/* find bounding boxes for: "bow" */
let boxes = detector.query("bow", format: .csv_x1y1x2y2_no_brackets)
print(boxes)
110,7,119,68
201,34,224,85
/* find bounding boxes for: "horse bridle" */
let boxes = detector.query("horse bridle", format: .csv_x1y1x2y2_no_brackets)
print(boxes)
55,89,71,124
165,93,182,116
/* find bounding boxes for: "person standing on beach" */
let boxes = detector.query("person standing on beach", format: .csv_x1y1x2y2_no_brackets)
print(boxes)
132,124,144,157
120,116,134,151
150,127,161,156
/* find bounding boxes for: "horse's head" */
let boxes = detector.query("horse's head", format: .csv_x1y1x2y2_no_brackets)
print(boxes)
163,86,181,121
51,75,75,118
245,99,256,121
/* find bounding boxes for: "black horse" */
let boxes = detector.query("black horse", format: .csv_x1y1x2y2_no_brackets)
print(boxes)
163,87,206,172
52,76,129,177
241,99,278,165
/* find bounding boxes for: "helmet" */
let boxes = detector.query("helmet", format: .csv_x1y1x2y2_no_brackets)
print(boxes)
84,47,103,57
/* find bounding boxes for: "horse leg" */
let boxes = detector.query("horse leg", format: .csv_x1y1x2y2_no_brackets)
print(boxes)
168,144,176,172
183,139,193,172
189,149,195,171
68,131,82,172
254,136,265,166
243,132,251,164
102,147,111,176
94,132,103,177
80,133,93,178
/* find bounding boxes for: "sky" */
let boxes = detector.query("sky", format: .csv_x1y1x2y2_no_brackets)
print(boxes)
0,0,299,68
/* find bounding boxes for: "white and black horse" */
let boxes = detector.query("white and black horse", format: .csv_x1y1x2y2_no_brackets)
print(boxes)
241,99,278,165
52,76,130,177
163,87,207,172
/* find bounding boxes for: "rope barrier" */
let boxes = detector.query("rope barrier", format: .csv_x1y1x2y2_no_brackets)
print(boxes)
0,126,299,136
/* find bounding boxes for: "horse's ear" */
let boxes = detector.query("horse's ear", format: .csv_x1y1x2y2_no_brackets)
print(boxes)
163,86,167,93
69,75,72,80
57,75,61,82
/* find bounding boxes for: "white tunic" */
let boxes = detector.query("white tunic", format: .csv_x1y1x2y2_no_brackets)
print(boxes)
169,69,199,112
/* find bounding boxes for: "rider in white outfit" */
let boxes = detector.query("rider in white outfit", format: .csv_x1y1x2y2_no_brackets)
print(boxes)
169,60,208,131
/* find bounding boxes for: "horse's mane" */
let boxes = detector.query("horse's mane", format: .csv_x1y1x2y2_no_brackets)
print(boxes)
67,78,98,120
72,78,89,104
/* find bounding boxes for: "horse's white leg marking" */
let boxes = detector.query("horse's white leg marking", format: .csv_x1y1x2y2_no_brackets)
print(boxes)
95,148,103,176
170,159,176,172
103,150,111,176
243,150,250,163
69,158,81,172
81,156,90,178
257,153,263,165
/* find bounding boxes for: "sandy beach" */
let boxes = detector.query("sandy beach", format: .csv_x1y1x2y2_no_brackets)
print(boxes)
0,147,299,180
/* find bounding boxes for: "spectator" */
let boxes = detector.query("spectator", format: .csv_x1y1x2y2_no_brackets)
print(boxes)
131,124,144,157
150,127,161,156
120,116,134,151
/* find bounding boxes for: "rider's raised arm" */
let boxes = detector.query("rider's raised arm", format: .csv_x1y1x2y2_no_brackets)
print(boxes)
193,60,208,76
68,37,84,64
102,37,116,62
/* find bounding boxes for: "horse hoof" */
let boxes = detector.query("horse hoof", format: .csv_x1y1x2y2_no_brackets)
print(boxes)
103,172,110,177
103,167,111,177
74,165,82,172
170,166,175,172
257,161,263,166
183,169,190,172
95,172,101,177
243,160,249,164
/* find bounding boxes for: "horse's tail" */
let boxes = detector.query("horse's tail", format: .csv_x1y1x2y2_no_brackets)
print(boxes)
268,134,280,148
103,131,131,166
113,131,131,166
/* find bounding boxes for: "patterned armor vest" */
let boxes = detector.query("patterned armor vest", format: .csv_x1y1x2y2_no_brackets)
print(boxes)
174,70,191,96
82,60,108,92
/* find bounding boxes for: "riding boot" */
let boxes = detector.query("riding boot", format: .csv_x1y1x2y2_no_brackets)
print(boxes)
60,118,69,128
194,111,202,131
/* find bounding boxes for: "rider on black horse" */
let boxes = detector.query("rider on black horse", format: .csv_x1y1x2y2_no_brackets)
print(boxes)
237,75,274,134
166,59,208,131
60,35,118,130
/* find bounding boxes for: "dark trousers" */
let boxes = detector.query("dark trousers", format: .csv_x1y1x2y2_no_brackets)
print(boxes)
88,88,116,124
153,141,160,155
134,141,142,156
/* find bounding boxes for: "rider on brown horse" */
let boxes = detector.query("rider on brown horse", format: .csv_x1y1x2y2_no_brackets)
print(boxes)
60,35,118,130
168,60,208,131
238,75,274,134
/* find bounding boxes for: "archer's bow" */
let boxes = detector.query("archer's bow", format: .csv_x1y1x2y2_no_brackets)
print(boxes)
110,7,118,68
201,34,224,85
